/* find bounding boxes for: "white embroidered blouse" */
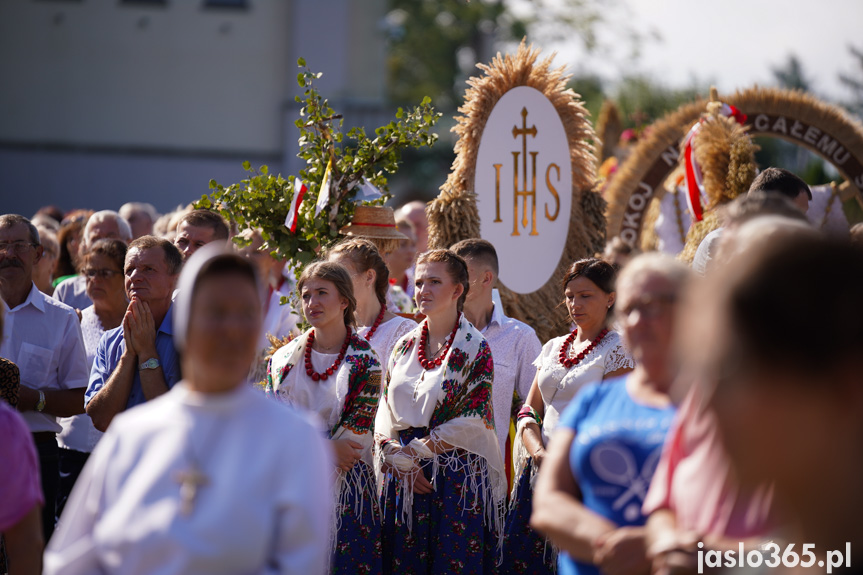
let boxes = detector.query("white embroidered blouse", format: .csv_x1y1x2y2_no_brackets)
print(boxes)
533,330,634,444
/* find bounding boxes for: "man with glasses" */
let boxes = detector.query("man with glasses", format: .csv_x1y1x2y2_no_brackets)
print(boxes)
0,214,90,543
85,236,182,433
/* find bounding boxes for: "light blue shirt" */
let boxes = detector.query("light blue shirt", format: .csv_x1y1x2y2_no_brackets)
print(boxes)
85,305,181,410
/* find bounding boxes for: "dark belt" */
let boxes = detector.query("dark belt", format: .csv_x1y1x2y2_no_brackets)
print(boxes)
32,431,57,444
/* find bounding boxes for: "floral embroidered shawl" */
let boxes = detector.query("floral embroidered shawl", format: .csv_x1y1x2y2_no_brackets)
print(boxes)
267,329,383,558
374,315,507,543
267,328,381,456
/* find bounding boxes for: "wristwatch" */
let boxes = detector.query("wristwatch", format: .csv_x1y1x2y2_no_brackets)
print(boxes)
35,390,46,412
139,358,161,371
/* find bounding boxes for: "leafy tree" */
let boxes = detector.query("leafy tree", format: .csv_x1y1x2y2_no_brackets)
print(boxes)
199,59,441,275
384,0,643,111
772,54,812,92
839,44,863,118
613,75,702,129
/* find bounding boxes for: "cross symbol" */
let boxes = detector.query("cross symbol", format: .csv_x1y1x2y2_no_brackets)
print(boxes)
174,464,209,517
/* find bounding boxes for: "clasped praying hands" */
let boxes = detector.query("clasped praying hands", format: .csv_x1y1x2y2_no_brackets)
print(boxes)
123,298,157,359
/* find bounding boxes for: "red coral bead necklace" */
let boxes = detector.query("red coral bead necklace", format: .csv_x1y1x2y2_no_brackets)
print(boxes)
558,327,609,369
417,315,460,370
305,328,351,382
361,304,386,342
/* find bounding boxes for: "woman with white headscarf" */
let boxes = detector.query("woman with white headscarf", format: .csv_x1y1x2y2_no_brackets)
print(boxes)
45,244,333,575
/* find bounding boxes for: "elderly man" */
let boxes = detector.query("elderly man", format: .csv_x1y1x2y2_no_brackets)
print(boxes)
398,200,429,255
173,209,229,260
119,202,159,239
85,236,182,432
0,214,89,542
451,238,542,463
54,210,133,310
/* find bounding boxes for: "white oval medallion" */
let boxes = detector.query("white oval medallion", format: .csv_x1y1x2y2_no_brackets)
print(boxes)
475,86,572,294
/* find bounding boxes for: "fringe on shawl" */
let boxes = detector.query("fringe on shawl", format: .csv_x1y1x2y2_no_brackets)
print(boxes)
376,442,507,558
326,460,380,572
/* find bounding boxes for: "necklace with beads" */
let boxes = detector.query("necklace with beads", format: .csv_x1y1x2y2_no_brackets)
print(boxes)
558,328,609,369
305,328,351,382
417,316,460,370
361,304,386,342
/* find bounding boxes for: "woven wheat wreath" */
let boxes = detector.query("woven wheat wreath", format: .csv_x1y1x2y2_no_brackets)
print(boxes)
427,40,607,343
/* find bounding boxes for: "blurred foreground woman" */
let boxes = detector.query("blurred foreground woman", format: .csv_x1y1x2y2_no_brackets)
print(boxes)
45,245,332,575
532,254,689,575
702,233,863,560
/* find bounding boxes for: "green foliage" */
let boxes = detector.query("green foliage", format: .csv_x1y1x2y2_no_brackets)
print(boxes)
613,75,703,129
199,60,441,277
772,54,811,92
839,44,863,118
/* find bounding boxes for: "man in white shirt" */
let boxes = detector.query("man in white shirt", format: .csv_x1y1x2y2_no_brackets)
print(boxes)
451,238,542,465
0,214,90,542
54,210,133,311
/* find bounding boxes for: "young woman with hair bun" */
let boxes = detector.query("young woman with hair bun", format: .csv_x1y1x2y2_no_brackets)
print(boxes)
376,249,506,573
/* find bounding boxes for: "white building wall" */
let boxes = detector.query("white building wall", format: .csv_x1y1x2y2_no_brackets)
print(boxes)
0,0,387,216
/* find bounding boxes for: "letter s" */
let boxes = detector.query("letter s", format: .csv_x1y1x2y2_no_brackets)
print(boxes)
545,163,561,221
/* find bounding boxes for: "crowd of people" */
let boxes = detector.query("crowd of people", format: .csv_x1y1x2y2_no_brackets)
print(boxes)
1,168,863,575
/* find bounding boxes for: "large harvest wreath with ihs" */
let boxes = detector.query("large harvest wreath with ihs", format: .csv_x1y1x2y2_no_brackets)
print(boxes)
427,40,606,343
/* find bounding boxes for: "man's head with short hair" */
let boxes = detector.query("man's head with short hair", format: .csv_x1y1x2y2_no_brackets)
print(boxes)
723,190,810,228
749,167,812,214
174,209,230,260
0,214,43,304
119,202,159,239
399,201,429,253
124,236,182,305
83,210,133,250
451,238,498,305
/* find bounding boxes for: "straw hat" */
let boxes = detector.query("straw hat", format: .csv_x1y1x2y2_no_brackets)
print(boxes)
339,206,409,241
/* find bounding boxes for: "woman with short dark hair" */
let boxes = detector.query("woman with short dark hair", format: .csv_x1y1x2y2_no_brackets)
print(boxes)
506,258,634,573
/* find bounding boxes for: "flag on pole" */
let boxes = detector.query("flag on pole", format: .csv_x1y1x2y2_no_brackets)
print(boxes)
284,177,307,233
355,177,383,202
315,158,333,217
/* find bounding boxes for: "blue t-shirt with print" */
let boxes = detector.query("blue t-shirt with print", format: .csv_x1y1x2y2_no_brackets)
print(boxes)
556,376,676,575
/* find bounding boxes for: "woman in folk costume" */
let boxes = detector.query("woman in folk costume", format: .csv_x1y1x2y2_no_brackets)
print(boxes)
504,258,634,574
267,261,383,575
376,249,506,574
45,245,333,575
326,238,416,367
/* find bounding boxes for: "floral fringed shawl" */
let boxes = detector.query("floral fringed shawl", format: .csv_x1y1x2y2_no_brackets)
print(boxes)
266,329,382,552
374,315,507,549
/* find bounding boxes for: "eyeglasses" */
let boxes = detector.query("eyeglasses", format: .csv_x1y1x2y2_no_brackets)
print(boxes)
618,294,677,323
83,268,122,280
0,240,38,254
